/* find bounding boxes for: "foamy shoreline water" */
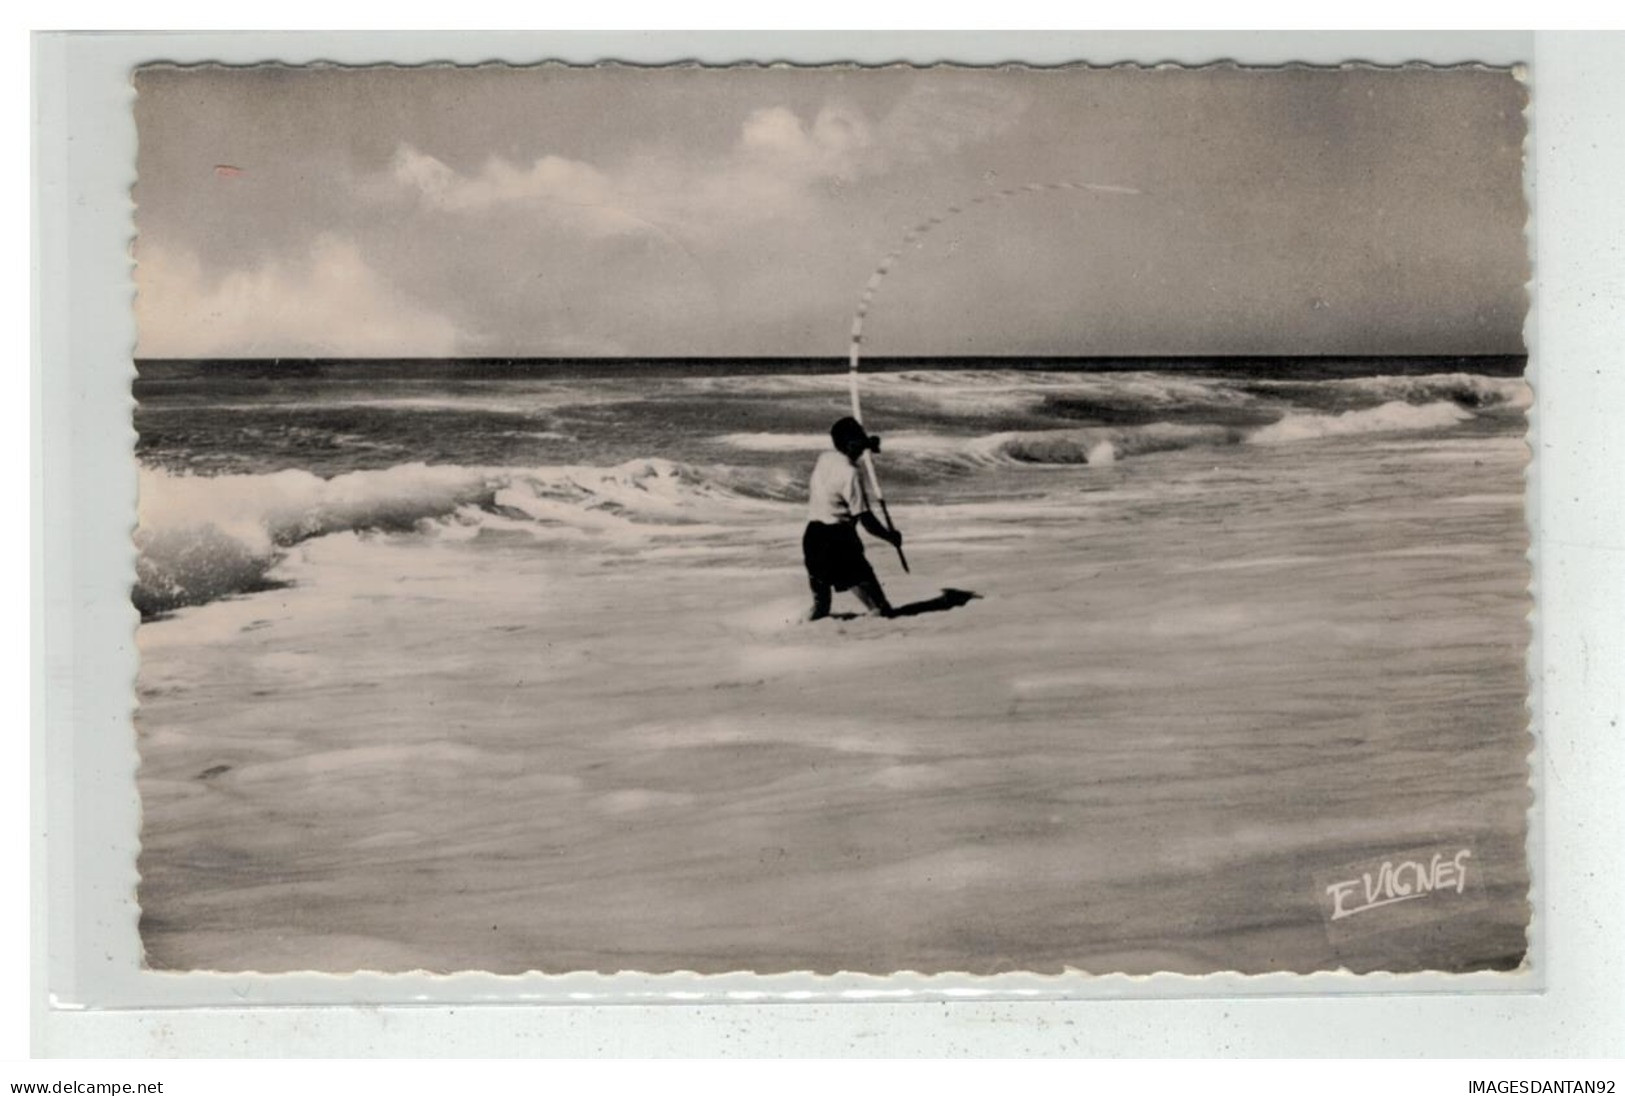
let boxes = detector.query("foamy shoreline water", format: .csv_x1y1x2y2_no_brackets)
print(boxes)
135,429,1530,975
133,367,1528,616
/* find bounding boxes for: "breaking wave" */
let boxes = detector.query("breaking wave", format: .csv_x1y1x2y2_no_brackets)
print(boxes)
1248,400,1474,444
718,397,1480,472
691,369,1528,421
135,459,797,617
135,371,1522,618
1241,372,1529,413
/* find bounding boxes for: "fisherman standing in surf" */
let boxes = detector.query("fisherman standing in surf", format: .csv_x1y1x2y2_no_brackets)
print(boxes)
803,417,903,621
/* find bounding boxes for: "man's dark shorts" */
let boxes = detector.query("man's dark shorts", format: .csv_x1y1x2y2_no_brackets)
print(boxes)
802,520,878,591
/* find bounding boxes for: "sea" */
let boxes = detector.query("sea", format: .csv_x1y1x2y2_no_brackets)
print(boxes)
133,355,1529,619
133,354,1534,973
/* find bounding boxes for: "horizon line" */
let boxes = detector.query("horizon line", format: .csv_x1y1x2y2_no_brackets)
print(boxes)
134,351,1530,364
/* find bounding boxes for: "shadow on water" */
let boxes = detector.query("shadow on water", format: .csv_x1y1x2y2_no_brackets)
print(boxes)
823,589,981,623
891,588,981,618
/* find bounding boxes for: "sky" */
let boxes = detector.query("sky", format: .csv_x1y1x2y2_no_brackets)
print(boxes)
132,63,1529,359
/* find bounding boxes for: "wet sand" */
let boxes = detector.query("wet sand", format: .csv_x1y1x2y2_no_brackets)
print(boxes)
135,432,1530,974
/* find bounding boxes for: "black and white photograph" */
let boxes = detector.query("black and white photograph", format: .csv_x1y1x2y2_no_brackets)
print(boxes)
128,60,1532,977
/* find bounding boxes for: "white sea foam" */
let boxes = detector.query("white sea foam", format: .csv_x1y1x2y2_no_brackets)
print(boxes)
719,422,1233,470
695,369,1528,423
721,397,1474,476
692,369,1253,418
134,459,796,616
135,375,1500,616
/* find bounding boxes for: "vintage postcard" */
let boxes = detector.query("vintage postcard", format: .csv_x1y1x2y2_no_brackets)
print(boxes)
128,60,1531,978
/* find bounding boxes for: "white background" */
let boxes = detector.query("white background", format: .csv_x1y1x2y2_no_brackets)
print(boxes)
13,13,1625,1079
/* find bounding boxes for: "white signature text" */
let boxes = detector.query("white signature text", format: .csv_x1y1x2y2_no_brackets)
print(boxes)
1325,848,1472,920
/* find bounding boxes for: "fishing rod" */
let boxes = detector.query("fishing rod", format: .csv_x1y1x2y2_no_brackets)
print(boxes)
845,180,1143,576
846,339,908,572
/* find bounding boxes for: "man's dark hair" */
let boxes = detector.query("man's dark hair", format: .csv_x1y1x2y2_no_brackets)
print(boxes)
831,416,880,453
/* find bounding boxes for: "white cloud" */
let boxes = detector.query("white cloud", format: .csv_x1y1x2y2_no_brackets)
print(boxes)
308,90,1034,354
379,145,647,236
674,103,878,223
136,235,462,358
361,102,882,245
737,104,874,177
